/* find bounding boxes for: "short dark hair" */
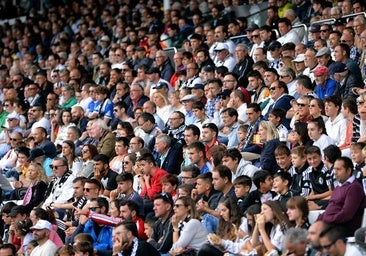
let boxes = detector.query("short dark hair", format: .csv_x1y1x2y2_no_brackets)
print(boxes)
269,108,286,121
247,103,261,113
323,145,341,164
136,152,156,166
93,154,109,164
120,200,139,217
324,95,342,108
278,17,292,27
212,165,232,182
221,108,238,119
117,220,139,237
252,170,271,188
273,171,292,186
185,124,201,138
116,172,134,183
0,244,16,256
296,75,313,90
304,145,322,156
233,175,252,188
202,123,218,137
223,148,242,162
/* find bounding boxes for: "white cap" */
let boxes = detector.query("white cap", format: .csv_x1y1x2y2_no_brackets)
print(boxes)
7,112,20,120
31,219,52,231
292,54,305,63
214,42,228,51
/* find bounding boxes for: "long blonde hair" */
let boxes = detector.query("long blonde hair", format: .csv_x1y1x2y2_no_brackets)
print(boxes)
27,163,48,184
259,120,279,141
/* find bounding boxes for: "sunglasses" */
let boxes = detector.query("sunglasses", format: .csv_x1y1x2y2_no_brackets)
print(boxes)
83,188,94,192
49,165,64,170
174,203,185,208
269,87,277,91
297,103,307,107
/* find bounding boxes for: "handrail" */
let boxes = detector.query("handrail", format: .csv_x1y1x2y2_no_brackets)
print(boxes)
230,35,248,40
311,18,336,25
341,11,366,19
292,24,308,45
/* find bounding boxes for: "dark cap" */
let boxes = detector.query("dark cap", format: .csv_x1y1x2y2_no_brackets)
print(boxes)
309,24,320,33
152,82,169,89
217,89,232,98
203,65,214,72
329,62,347,75
9,205,28,217
28,148,45,162
246,23,259,31
268,41,282,51
190,33,202,41
147,26,159,34
145,67,160,74
191,83,204,90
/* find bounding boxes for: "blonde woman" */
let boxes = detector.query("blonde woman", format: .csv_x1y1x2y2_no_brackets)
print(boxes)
22,163,48,213
257,120,281,171
152,91,173,124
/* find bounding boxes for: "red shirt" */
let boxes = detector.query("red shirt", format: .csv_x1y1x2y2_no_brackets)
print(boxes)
140,168,167,200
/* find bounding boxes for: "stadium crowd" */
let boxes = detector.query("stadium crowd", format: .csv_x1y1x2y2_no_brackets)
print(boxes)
0,0,366,255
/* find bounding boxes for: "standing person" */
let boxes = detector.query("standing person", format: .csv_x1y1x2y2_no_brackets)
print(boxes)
29,220,58,256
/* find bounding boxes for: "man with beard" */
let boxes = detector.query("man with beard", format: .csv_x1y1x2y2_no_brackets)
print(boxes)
112,221,159,256
71,105,88,133
30,220,58,255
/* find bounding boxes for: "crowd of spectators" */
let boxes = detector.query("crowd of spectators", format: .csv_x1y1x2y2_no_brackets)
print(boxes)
0,0,366,255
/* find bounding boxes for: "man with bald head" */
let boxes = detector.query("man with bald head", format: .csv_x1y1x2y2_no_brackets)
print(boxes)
71,105,88,133
307,220,326,255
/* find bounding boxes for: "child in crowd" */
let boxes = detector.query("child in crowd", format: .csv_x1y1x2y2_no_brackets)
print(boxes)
237,124,249,151
233,175,252,214
240,170,276,213
268,108,288,142
275,144,292,172
304,146,332,210
273,171,294,212
144,217,156,240
351,142,366,182
289,146,310,197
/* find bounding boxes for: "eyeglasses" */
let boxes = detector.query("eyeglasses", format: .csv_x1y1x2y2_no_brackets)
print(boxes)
174,204,185,208
280,75,289,79
10,138,20,141
297,103,307,107
322,240,337,250
89,207,100,211
269,87,278,91
49,165,65,170
122,161,130,164
340,40,351,43
181,176,193,179
82,149,89,153
320,30,329,33
2,104,9,107
251,34,259,38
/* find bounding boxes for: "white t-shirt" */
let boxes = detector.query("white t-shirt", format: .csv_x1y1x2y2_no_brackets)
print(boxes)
30,239,58,256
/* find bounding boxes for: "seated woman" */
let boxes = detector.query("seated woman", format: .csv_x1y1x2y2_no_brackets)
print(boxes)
248,201,290,255
198,196,247,256
307,117,334,153
257,121,282,172
21,163,48,213
169,196,207,255
286,196,310,229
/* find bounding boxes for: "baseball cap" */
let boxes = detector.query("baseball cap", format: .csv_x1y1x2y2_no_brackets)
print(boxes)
30,219,53,231
292,54,305,63
329,62,347,75
313,66,329,76
7,112,20,120
214,43,228,51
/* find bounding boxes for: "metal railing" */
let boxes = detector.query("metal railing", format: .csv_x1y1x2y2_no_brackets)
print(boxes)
293,24,309,45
